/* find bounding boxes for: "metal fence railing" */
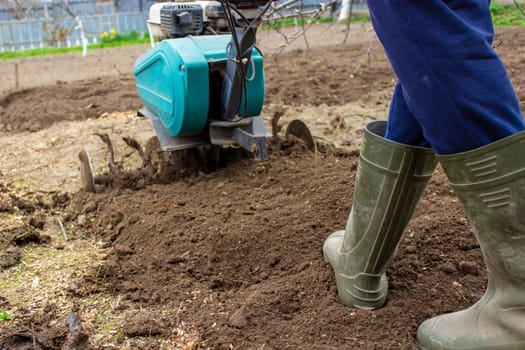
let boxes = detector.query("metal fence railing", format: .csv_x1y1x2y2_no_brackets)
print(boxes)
0,0,158,21
0,1,369,52
0,12,149,51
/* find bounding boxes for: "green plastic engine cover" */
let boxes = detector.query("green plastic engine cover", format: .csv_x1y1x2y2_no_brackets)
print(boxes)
133,35,265,137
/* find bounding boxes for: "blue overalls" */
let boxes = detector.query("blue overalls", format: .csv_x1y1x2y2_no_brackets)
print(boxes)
368,0,525,154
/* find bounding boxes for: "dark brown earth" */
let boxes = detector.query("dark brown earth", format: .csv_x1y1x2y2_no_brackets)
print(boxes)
1,26,525,349
68,153,483,349
0,76,142,133
0,30,388,133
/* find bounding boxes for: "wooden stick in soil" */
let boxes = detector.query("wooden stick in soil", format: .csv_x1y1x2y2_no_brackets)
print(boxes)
14,62,19,90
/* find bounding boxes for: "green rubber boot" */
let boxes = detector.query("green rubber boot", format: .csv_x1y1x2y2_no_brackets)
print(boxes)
323,120,437,309
417,130,525,350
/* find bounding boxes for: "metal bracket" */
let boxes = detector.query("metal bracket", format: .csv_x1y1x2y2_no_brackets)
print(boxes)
209,116,272,160
138,108,271,160
138,108,210,151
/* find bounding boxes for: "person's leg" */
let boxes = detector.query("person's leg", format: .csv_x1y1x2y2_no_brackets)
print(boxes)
385,82,430,148
323,120,436,309
417,131,525,350
367,1,525,348
324,69,437,310
369,0,525,154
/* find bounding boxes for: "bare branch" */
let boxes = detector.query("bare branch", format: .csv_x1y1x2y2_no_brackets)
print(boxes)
263,1,335,56
262,0,347,56
512,0,525,18
5,0,36,19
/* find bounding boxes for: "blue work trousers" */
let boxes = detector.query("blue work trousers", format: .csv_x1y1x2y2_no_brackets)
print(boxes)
368,0,525,154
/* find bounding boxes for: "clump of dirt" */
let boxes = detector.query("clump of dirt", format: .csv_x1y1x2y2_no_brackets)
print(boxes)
0,304,89,350
120,311,165,337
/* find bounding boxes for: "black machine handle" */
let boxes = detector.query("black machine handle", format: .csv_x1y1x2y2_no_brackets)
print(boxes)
219,25,257,121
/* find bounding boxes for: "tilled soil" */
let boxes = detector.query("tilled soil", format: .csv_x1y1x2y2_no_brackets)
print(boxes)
70,151,484,349
1,26,525,349
0,24,386,134
0,76,143,132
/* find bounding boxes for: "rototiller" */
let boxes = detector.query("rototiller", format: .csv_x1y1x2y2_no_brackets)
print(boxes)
134,0,273,160
79,0,315,192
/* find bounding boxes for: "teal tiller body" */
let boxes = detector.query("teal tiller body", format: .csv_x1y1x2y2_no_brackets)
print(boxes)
133,35,265,137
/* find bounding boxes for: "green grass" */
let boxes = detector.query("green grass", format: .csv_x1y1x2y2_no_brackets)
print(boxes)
263,13,370,29
263,15,333,29
264,4,522,28
491,3,525,27
0,311,12,322
265,4,525,29
347,14,371,24
0,30,149,60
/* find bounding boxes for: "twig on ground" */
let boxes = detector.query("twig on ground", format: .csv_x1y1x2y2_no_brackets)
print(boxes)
271,109,285,141
113,64,123,75
31,322,36,349
56,217,67,241
94,133,118,172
